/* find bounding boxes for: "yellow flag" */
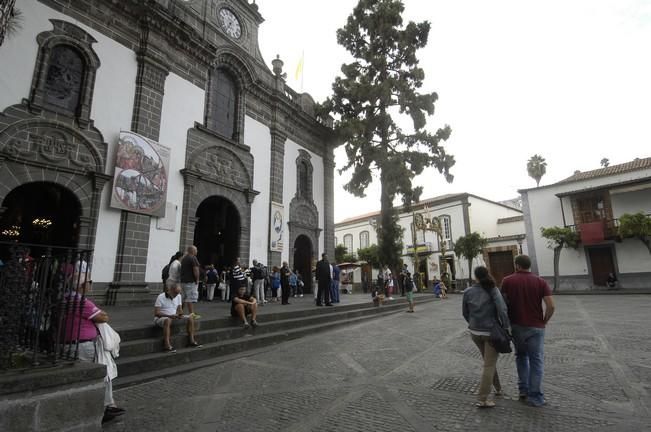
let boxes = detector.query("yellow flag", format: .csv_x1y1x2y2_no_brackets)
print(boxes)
295,52,304,81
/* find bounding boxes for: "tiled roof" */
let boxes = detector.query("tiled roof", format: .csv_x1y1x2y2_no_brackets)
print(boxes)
335,193,466,225
557,157,651,184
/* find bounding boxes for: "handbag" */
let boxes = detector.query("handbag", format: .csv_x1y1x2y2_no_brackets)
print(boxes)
488,289,512,354
217,281,226,291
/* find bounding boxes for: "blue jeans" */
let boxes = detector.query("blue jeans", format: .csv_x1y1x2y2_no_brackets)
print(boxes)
512,325,545,405
330,280,340,303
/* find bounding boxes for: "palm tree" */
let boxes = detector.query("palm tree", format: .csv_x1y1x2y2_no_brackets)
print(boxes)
527,154,547,187
600,158,610,168
0,1,21,47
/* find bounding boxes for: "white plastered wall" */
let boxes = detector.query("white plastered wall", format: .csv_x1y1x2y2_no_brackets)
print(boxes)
467,196,522,238
144,74,205,282
244,116,271,266
0,0,138,282
526,168,651,278
610,187,651,273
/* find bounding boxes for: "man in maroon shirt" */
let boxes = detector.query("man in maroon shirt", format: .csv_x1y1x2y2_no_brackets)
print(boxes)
501,255,555,407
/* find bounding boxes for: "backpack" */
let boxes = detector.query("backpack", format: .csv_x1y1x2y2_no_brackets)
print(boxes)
251,265,263,280
161,263,170,282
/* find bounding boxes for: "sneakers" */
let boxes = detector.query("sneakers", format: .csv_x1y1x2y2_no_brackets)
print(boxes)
300,294,304,297
105,406,126,415
251,320,259,328
102,406,126,424
527,399,547,407
243,321,250,329
388,297,395,300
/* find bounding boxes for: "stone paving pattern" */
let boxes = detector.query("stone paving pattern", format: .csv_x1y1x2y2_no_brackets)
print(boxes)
108,295,651,431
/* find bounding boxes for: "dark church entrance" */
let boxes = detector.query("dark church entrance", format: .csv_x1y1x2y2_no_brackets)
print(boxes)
293,235,313,293
0,182,81,259
193,196,240,269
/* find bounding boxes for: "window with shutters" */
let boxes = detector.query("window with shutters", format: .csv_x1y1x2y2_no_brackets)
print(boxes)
212,69,238,139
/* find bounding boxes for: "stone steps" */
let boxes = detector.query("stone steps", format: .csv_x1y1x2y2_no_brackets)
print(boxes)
113,296,435,387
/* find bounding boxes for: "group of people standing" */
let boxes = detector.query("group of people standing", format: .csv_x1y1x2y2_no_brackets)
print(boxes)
161,247,316,329
462,254,555,408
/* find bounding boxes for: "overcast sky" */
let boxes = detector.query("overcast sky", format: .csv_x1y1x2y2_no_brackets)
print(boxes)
255,0,651,222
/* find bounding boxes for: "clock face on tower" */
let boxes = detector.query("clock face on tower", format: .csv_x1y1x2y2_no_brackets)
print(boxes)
219,8,242,39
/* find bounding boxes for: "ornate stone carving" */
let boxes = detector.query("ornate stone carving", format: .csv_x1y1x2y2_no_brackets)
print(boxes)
0,122,102,172
190,145,251,190
289,197,319,229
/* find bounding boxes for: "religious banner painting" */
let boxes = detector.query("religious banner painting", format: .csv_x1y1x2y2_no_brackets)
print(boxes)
110,131,170,217
270,201,284,252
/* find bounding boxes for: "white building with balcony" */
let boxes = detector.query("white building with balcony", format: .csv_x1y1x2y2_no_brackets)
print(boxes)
521,157,651,290
335,193,525,290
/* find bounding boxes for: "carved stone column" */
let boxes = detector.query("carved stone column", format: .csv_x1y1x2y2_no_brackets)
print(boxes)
323,150,336,258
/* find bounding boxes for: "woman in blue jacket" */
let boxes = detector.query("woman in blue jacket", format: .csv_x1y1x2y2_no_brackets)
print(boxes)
462,266,511,408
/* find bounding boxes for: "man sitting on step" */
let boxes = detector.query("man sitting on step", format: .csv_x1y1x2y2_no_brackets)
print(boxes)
154,284,202,353
231,284,260,329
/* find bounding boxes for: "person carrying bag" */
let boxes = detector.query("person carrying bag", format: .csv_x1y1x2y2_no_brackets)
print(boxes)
462,266,511,408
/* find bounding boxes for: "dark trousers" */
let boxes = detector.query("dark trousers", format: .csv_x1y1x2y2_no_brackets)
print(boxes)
317,281,331,305
281,282,290,304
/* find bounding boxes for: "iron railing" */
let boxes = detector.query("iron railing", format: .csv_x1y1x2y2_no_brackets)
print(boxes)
0,242,93,370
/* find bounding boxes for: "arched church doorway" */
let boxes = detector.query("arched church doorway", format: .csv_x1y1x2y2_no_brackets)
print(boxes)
293,235,313,293
0,182,81,258
194,196,240,269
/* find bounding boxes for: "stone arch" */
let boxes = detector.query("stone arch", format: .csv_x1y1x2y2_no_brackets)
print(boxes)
0,118,105,173
0,163,105,251
179,174,253,266
0,181,83,248
0,114,109,254
213,49,256,89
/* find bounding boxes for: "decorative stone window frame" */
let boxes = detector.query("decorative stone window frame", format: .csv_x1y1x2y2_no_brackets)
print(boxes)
29,20,100,128
295,150,314,201
205,51,254,146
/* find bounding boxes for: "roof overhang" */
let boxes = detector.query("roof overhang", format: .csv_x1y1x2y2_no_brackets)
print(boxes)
555,176,651,198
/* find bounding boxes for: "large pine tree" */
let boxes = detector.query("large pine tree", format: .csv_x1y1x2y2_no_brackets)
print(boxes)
321,0,454,270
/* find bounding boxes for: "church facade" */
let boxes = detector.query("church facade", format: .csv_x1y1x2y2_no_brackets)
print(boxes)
0,0,335,302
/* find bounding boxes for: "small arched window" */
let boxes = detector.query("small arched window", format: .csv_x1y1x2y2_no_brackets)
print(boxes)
295,151,313,201
30,20,100,127
44,45,85,112
212,69,238,139
359,231,369,249
298,161,309,198
343,234,353,255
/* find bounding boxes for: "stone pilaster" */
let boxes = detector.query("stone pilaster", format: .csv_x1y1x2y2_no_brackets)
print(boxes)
323,150,336,258
108,23,169,305
267,127,287,268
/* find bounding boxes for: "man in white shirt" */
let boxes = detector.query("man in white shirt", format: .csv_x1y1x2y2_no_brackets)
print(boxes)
154,285,201,353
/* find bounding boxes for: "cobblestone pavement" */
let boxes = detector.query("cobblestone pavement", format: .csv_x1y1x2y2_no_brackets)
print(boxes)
108,295,651,432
